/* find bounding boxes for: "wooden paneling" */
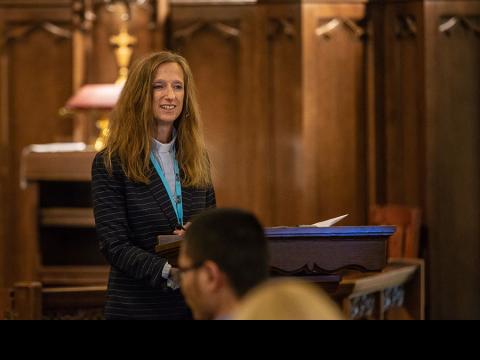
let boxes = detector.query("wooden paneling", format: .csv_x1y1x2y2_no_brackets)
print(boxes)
262,4,303,226
23,151,95,181
380,2,425,207
0,287,13,319
11,32,73,281
169,1,371,227
0,22,7,289
0,3,74,285
12,282,42,320
86,2,163,84
0,0,166,289
371,0,480,319
170,3,304,227
73,1,165,144
425,1,480,320
0,0,478,319
301,3,369,226
170,4,272,222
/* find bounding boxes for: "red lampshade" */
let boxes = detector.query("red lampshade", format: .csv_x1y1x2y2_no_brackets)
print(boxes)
65,84,124,111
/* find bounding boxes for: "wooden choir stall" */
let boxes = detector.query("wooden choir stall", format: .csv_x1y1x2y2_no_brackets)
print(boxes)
10,147,108,320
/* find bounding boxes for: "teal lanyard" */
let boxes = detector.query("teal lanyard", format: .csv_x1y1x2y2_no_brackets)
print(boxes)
150,149,184,227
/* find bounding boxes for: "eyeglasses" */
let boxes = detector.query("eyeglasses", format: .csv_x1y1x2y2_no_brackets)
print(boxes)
178,261,204,277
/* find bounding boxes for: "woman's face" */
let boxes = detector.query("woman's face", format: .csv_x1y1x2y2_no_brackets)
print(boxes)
152,62,185,124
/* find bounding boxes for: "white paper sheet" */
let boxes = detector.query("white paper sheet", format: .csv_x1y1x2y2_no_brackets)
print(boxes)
299,214,349,228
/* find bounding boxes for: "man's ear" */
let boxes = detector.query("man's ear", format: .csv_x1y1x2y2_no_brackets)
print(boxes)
202,260,225,292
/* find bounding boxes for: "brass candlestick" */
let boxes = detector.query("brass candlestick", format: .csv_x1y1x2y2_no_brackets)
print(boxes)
110,23,138,85
95,117,110,152
93,22,137,151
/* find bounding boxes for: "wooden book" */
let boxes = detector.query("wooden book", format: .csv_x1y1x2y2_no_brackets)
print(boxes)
156,235,182,266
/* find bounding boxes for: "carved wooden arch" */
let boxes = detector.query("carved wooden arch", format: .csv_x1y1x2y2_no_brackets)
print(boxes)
439,16,480,36
395,15,417,39
72,0,160,31
0,23,72,53
173,21,241,44
316,17,367,40
267,18,296,41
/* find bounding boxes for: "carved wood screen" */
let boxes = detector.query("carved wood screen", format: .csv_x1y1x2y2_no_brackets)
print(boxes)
169,1,371,227
300,3,369,227
424,1,480,320
0,0,74,285
0,0,479,319
263,6,302,226
381,2,425,208
169,4,273,222
0,0,166,286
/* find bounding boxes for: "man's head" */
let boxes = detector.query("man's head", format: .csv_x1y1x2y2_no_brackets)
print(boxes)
178,208,269,320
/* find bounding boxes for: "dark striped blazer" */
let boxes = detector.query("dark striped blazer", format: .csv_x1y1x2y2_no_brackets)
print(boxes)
91,152,216,320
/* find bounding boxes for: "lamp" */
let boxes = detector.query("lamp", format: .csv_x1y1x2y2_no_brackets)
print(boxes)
64,5,137,151
65,84,124,151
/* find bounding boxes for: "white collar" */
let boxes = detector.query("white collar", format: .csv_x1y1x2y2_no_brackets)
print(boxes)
153,129,177,154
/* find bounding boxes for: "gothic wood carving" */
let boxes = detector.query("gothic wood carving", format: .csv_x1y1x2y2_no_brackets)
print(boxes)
173,21,241,44
267,18,296,40
349,294,376,319
73,0,160,31
383,286,405,311
439,16,480,36
1,22,71,53
395,15,417,39
316,18,367,40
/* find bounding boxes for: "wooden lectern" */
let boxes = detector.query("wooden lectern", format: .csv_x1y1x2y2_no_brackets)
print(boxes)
157,226,394,277
156,226,425,320
265,226,393,276
157,226,394,295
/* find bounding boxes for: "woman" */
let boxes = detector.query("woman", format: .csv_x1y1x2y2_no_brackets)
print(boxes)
92,52,216,320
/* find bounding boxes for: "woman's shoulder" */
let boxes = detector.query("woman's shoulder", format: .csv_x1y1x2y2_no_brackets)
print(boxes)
92,150,124,176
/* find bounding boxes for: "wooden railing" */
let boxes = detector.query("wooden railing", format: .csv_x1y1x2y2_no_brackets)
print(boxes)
2,282,106,320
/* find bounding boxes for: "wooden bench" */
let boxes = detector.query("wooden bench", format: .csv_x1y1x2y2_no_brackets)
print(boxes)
339,258,425,320
7,282,106,320
1,288,14,320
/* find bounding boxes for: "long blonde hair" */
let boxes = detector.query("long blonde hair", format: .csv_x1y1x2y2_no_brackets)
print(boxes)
103,51,212,187
233,279,345,320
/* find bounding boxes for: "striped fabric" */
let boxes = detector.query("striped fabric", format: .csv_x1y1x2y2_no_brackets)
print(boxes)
92,152,216,320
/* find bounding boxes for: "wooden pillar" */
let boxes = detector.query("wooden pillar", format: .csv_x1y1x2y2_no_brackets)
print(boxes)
155,0,169,50
0,0,168,289
300,1,370,226
169,1,268,221
13,282,42,320
0,18,7,289
16,184,41,282
368,0,480,319
371,0,426,208
424,0,480,320
0,2,74,285
0,288,13,320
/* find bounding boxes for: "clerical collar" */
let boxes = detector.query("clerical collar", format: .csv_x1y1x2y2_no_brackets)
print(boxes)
153,129,177,153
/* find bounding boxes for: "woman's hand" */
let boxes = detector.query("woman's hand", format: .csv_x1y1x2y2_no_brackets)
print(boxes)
173,222,192,237
167,267,180,290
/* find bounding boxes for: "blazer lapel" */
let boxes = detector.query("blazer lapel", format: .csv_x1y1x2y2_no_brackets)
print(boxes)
181,185,193,223
147,165,179,230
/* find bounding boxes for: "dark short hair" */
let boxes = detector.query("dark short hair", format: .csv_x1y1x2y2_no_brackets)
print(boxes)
184,208,269,297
